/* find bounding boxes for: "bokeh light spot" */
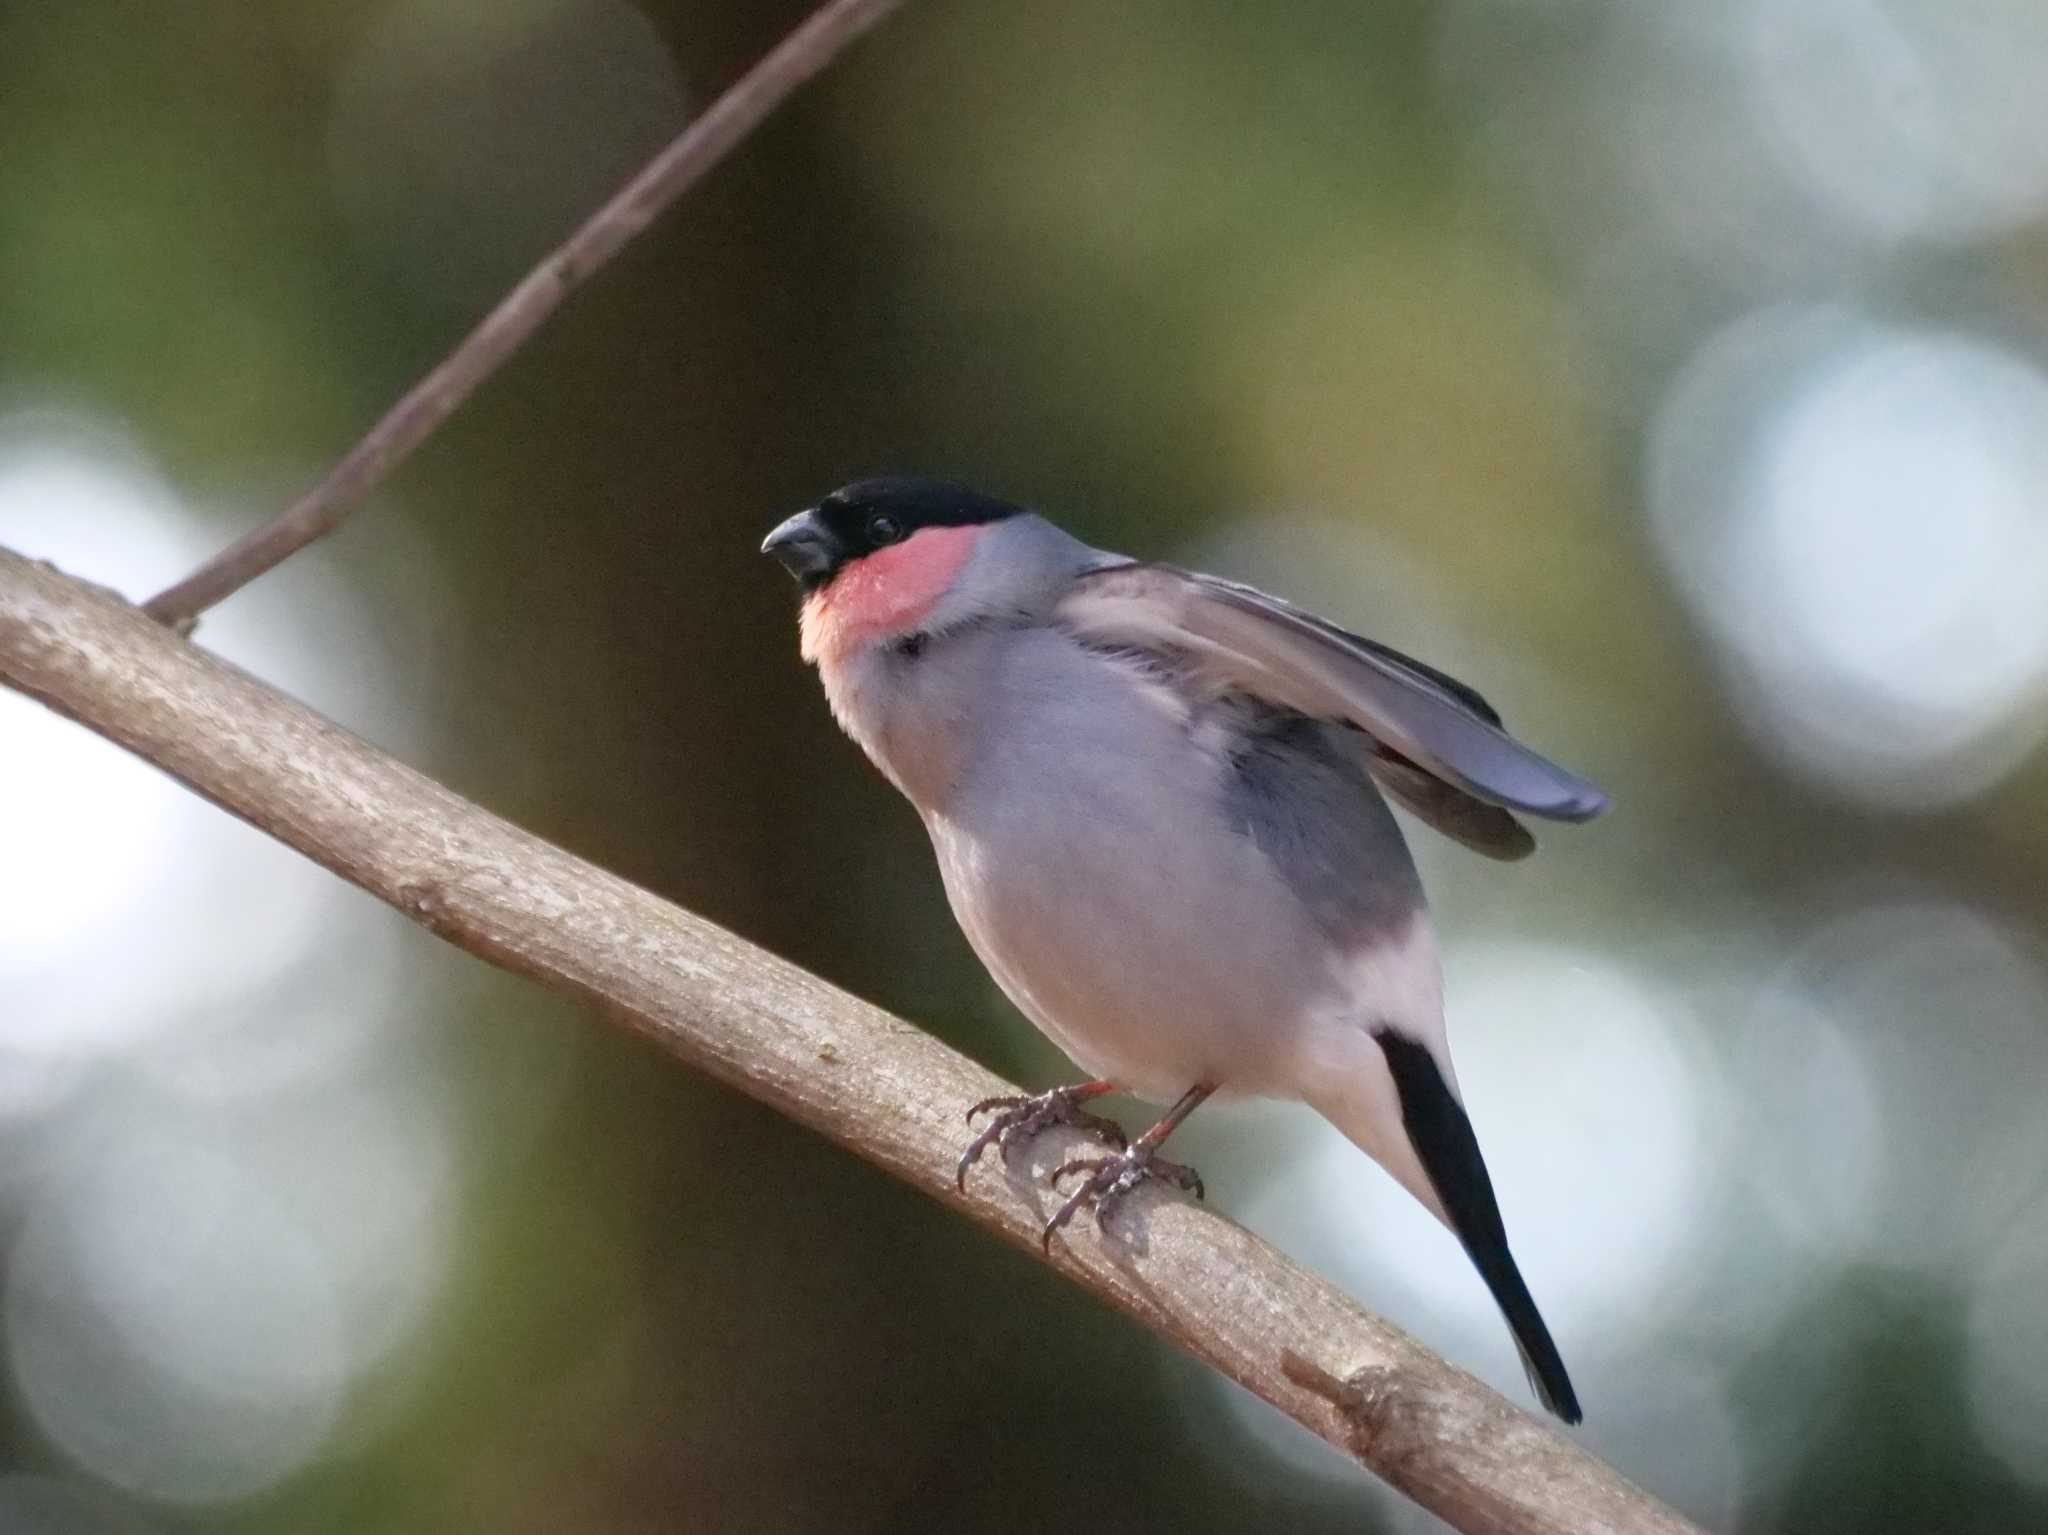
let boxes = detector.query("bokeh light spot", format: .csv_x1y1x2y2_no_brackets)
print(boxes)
1650,309,2048,807
7,1133,348,1504
1768,897,2048,1267
1748,0,2048,246
1968,1198,2048,1486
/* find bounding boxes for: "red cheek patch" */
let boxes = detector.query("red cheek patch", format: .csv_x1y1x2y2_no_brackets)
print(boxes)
800,523,981,663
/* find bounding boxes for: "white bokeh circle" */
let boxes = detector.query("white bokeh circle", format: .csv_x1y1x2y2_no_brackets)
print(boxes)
7,1133,350,1504
1,410,462,1505
1650,307,2048,808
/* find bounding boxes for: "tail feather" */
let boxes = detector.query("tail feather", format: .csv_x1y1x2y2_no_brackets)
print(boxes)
1372,1028,1583,1424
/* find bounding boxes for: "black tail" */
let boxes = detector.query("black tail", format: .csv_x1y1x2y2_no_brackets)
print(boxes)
1373,1029,1583,1424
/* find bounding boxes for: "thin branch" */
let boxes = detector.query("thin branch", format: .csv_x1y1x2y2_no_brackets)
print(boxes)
140,0,909,631
2,547,1702,1535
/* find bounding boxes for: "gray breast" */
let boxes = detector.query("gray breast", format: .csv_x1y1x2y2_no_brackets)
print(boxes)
921,629,1434,1097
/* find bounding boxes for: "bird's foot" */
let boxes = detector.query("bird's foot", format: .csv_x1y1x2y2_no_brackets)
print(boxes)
957,1084,1127,1192
1041,1144,1205,1250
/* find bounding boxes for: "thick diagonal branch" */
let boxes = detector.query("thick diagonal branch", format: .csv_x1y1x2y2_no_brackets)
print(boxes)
140,0,908,631
1,547,1698,1535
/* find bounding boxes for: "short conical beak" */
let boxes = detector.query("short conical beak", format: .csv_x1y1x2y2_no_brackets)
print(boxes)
761,509,841,589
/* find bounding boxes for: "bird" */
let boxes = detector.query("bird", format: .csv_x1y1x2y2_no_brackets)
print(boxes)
762,475,1605,1423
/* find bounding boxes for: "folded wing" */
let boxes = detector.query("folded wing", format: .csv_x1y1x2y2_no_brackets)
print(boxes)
1056,563,1608,835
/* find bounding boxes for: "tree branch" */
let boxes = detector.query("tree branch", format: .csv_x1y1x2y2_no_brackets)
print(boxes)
1,547,1700,1535
139,0,910,631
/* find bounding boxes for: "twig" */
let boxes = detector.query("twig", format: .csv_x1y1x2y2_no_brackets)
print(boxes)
139,0,909,631
1,547,1702,1535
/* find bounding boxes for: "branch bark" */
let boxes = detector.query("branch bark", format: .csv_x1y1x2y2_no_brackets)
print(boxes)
1,547,1699,1535
139,0,910,631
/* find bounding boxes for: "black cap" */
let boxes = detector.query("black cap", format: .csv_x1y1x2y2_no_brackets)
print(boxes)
762,477,1023,591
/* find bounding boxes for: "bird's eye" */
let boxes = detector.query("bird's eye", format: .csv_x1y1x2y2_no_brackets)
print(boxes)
866,514,903,544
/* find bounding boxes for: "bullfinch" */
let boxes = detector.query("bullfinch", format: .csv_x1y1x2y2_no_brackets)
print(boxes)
763,476,1605,1423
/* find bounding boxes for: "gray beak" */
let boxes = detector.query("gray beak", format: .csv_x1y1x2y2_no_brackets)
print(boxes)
761,509,842,589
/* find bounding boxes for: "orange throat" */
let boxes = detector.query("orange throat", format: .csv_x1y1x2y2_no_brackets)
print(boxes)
799,523,981,665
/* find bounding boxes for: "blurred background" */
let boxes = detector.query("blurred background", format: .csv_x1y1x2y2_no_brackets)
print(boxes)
3,0,2048,1528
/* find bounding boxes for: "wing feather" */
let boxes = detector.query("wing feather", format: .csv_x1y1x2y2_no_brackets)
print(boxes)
1057,563,1608,823
1365,754,1537,861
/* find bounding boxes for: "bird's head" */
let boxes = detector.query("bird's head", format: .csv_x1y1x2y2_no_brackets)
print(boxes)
762,476,1028,665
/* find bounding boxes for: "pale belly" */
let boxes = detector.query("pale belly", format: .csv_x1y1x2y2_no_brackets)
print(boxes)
923,708,1340,1103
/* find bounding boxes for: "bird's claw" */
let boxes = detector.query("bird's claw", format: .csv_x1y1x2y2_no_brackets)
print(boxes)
1040,1144,1204,1250
956,1086,1127,1192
